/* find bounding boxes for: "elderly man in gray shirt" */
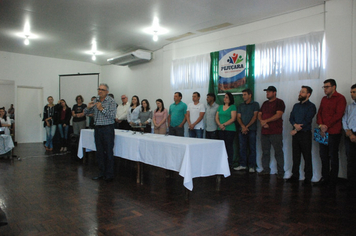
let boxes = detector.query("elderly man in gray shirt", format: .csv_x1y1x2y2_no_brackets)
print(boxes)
205,93,219,139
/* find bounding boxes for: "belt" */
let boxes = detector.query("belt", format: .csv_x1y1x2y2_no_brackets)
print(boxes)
95,124,113,128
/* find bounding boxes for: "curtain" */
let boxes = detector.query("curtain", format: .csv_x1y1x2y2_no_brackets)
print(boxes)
255,31,324,82
170,53,210,137
171,54,210,90
254,31,325,181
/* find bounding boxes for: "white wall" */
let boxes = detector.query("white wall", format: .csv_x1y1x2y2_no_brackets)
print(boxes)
0,51,101,141
0,82,15,111
102,4,325,110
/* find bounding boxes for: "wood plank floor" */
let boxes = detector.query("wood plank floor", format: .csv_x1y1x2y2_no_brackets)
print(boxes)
0,143,355,235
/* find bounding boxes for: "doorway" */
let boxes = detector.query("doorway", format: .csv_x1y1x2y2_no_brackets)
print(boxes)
16,87,43,143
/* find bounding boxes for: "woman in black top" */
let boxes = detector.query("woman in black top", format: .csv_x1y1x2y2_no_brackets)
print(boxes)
42,96,57,152
72,95,87,136
57,99,72,152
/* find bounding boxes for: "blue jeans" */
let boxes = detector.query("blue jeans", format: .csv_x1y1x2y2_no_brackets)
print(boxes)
58,124,69,147
45,125,56,149
238,130,257,168
189,128,203,138
94,124,115,179
218,130,236,166
58,124,69,139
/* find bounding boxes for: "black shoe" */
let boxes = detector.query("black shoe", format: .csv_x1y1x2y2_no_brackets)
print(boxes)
258,171,269,176
276,174,284,180
104,177,114,183
286,177,298,183
312,178,328,186
92,176,104,180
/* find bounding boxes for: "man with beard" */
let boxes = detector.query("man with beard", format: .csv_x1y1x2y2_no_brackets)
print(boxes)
258,86,286,178
287,86,316,185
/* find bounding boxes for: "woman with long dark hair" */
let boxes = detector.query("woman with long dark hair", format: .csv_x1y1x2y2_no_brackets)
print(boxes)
215,92,237,167
153,99,168,134
127,95,141,129
57,99,72,152
42,96,57,152
138,99,152,133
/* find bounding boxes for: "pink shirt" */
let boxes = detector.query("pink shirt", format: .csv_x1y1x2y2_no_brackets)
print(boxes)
153,108,168,126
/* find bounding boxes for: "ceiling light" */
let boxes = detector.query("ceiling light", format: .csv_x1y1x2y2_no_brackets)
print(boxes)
153,33,158,42
143,17,168,42
92,54,96,61
24,36,30,45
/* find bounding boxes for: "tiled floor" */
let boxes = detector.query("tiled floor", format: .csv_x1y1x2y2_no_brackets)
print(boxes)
0,143,355,235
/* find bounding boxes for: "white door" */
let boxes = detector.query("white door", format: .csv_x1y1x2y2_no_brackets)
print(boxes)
16,87,43,143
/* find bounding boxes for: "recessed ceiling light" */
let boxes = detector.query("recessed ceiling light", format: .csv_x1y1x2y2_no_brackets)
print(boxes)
143,17,168,42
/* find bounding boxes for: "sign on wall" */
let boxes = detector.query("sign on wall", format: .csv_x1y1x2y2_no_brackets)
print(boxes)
218,46,247,93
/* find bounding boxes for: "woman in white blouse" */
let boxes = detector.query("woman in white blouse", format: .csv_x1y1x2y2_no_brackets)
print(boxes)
127,95,141,129
0,107,11,135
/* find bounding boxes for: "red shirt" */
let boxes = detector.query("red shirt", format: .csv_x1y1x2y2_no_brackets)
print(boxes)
61,109,66,121
260,98,285,135
317,91,346,134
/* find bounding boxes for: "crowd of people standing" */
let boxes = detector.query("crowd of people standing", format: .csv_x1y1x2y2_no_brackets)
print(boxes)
43,79,356,190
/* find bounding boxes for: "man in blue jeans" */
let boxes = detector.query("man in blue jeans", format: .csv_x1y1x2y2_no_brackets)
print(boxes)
235,89,259,172
186,92,205,138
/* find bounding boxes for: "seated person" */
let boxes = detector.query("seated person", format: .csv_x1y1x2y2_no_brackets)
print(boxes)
0,107,11,135
8,104,14,119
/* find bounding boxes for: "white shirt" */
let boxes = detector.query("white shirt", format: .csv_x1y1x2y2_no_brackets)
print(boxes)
127,105,141,124
0,117,11,135
116,102,130,120
187,102,206,129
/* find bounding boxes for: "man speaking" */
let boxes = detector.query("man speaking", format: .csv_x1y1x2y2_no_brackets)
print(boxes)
84,83,117,182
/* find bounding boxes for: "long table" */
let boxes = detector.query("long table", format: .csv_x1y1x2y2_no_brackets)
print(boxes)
78,129,230,191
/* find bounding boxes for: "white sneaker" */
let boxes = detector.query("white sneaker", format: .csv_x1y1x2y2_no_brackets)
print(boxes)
63,147,67,152
234,166,247,171
60,147,64,152
249,168,255,173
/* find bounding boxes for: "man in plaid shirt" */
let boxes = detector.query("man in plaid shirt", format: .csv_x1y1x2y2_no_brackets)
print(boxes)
84,83,117,182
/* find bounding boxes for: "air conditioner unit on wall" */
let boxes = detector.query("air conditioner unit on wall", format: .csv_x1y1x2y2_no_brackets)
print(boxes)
107,49,152,66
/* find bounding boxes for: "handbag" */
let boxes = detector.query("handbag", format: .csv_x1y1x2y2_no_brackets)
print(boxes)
313,128,328,145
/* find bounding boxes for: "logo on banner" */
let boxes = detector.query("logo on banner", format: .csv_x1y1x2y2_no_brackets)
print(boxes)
219,49,246,77
218,46,247,92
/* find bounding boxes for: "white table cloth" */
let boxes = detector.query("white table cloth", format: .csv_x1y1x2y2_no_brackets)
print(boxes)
0,135,14,155
78,129,230,190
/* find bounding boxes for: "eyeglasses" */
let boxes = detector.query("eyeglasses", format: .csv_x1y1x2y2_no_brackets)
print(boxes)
97,88,107,91
121,97,127,100
322,86,331,89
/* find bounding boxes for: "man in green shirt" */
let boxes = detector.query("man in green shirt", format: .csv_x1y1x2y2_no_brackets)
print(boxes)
168,92,187,136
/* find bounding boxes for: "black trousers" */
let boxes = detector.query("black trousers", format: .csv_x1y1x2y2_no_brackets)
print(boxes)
115,120,130,130
319,133,342,184
94,124,115,179
345,134,356,185
292,131,313,181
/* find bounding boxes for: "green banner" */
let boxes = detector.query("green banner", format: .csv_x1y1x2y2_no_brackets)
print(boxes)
209,44,255,166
